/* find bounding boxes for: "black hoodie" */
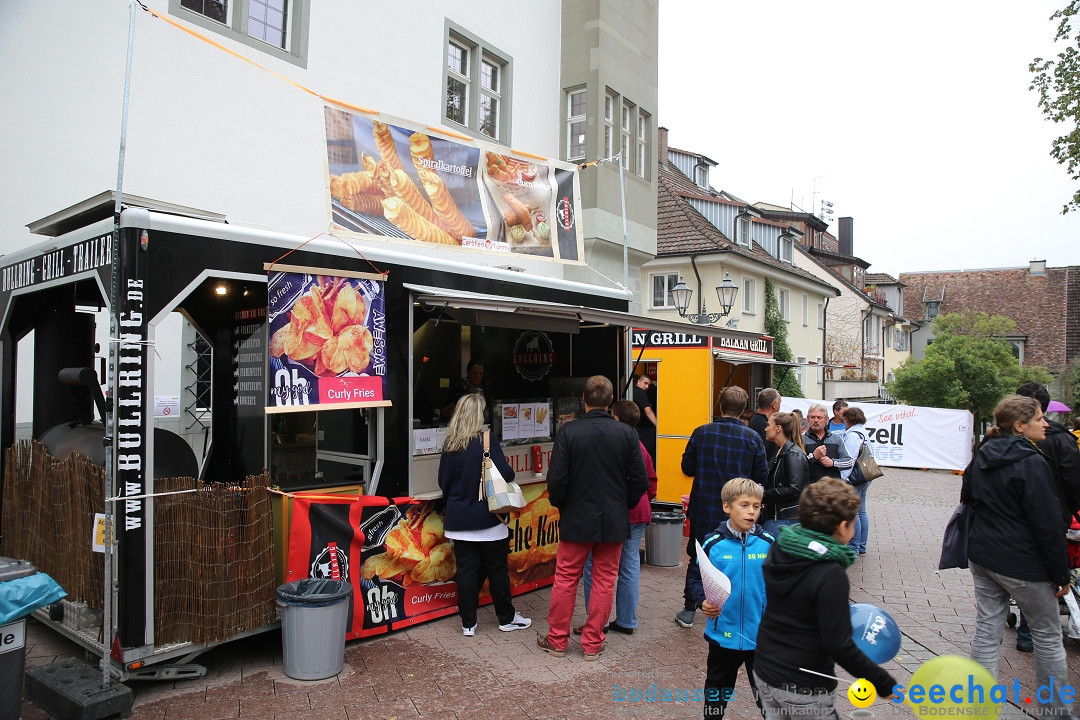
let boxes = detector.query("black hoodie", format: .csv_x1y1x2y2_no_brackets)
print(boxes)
965,433,1069,587
1042,420,1080,519
754,545,897,697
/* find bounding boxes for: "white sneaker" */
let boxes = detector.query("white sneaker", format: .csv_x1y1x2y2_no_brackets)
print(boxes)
462,624,476,637
498,613,532,632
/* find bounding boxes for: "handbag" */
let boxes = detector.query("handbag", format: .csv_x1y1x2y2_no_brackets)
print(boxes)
938,502,971,570
480,431,526,515
852,431,884,483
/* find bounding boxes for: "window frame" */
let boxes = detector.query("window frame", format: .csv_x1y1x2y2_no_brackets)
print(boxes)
604,92,616,159
566,88,587,161
443,21,513,144
742,277,756,315
801,294,809,327
650,272,681,309
170,0,310,67
778,287,790,322
621,101,633,170
779,234,794,264
817,301,825,330
735,214,751,248
636,109,649,179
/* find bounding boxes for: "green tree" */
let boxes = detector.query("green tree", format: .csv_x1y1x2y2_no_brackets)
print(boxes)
1031,1,1080,213
888,310,1052,428
764,278,803,398
1061,357,1080,423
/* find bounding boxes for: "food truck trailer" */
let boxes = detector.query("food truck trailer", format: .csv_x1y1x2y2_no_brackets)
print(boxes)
0,103,788,679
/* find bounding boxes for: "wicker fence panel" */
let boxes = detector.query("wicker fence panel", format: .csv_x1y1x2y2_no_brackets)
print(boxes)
3,441,276,647
1,441,105,606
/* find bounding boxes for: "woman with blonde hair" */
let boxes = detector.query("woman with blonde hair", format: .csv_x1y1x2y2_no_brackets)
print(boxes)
966,395,1072,718
762,412,809,537
438,393,531,636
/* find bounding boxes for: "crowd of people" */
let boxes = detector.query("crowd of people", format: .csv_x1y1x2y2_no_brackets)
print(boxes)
438,373,1080,719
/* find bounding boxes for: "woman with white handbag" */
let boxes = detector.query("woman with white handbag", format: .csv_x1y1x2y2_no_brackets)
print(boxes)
438,393,531,636
841,406,874,555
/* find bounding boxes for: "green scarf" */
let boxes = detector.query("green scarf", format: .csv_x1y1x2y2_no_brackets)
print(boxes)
777,524,857,568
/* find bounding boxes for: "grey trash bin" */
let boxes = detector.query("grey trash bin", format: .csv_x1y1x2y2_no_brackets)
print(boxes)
644,512,685,567
0,558,37,720
276,579,352,680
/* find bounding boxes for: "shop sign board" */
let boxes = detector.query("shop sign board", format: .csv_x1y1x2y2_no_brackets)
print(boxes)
781,398,974,472
266,265,389,413
287,484,559,639
324,106,584,263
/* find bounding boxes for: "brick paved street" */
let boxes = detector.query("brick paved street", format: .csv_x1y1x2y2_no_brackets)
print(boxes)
20,467,1080,719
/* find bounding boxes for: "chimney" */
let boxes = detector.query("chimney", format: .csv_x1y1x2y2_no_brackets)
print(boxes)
1029,259,1046,276
658,126,669,165
838,216,853,256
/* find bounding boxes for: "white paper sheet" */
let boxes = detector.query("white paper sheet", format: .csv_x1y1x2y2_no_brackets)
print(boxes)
695,540,731,610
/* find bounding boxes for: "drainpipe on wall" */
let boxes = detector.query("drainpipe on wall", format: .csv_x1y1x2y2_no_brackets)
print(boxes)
821,295,830,400
689,255,705,317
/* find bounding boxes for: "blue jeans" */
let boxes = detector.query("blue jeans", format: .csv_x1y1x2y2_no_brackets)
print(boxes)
762,518,796,539
583,522,646,628
969,561,1072,718
848,481,871,553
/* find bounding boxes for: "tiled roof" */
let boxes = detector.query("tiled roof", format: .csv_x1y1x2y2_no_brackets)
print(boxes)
656,161,839,293
865,272,902,286
899,267,1076,373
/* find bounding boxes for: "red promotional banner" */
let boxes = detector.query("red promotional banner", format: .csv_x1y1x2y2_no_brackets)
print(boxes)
286,485,559,639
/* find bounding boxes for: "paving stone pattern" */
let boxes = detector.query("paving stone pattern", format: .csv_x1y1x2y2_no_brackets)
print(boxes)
20,467,1080,719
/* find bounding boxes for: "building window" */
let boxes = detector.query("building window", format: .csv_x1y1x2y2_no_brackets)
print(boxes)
651,272,681,309
621,102,632,168
742,277,756,314
736,214,751,247
779,234,794,264
637,110,649,179
567,89,587,161
172,0,309,66
816,355,824,384
443,23,512,143
694,164,708,188
885,326,892,348
604,93,615,158
797,355,808,395
778,287,790,321
925,300,941,321
817,302,825,329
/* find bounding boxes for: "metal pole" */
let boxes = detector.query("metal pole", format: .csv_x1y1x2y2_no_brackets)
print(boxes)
103,0,137,690
617,152,628,297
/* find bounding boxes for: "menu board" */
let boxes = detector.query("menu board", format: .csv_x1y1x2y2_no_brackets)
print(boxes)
497,400,552,442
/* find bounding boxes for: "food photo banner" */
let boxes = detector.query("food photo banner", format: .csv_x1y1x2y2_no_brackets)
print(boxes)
781,398,974,472
324,106,584,262
266,265,389,413
287,485,559,639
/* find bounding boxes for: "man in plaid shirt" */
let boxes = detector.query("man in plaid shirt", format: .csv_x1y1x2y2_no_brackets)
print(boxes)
675,385,769,628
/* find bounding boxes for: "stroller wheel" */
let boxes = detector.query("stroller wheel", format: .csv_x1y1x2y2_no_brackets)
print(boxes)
1007,612,1017,628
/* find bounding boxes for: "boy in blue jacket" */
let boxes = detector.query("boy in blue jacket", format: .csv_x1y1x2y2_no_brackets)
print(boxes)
689,477,773,719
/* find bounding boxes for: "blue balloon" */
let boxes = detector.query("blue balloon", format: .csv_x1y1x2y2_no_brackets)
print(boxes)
850,603,901,664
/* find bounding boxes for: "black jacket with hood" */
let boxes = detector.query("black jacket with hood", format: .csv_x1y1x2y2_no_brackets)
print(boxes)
754,545,896,697
1041,419,1080,520
965,433,1069,587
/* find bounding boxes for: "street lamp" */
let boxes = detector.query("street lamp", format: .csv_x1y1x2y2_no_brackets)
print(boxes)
671,272,739,324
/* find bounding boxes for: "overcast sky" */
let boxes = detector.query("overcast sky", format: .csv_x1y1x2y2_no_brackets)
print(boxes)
658,1,1080,279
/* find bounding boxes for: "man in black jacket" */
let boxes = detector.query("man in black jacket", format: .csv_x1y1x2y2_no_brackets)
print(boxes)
1011,382,1080,651
1016,383,1080,517
748,388,780,449
538,375,648,661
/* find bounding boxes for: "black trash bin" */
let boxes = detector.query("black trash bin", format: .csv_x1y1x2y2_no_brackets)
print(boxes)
276,579,353,680
0,558,37,720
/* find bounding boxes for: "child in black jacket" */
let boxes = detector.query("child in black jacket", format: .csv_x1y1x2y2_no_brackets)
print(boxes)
753,479,896,718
